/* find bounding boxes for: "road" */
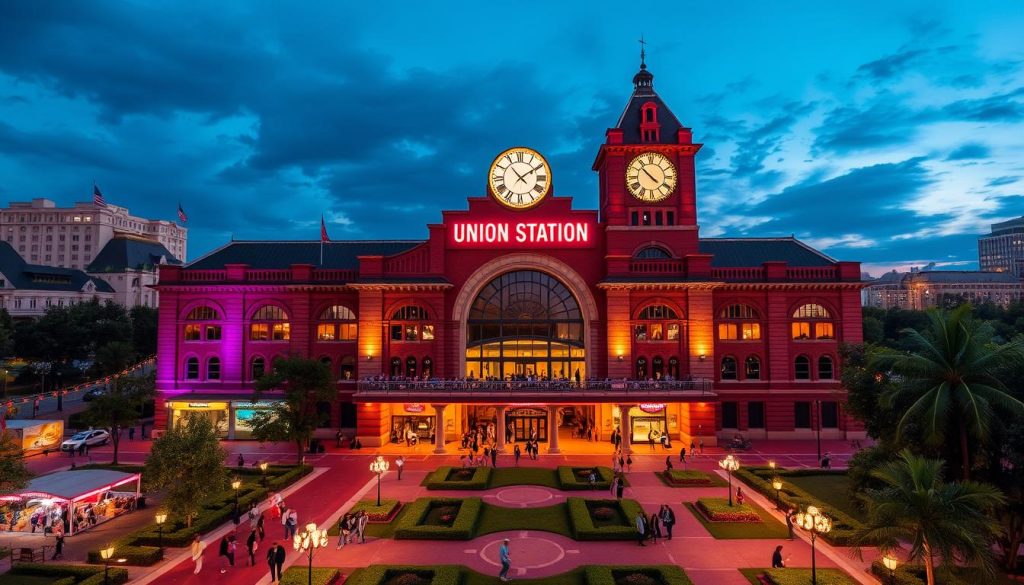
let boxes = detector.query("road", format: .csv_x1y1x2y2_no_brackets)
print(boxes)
5,362,154,422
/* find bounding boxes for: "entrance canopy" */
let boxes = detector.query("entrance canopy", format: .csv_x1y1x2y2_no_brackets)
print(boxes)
8,469,140,502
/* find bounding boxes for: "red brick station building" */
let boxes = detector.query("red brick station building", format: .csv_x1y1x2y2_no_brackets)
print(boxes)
153,61,864,452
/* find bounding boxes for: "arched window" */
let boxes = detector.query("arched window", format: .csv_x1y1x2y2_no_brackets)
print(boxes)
405,356,417,378
185,357,199,380
652,356,664,379
634,304,681,342
340,356,356,380
250,305,290,341
636,357,648,379
634,246,672,259
718,304,762,341
721,356,737,380
818,356,834,380
250,357,265,380
745,356,761,380
792,303,834,340
186,306,219,320
794,355,811,380
668,357,680,379
391,305,434,342
207,357,220,380
390,357,402,377
184,305,221,341
316,401,332,429
317,305,357,341
422,357,433,378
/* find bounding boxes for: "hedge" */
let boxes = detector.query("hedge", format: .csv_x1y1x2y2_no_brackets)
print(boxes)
734,466,861,546
762,568,858,585
557,466,615,490
422,466,492,490
567,497,645,541
660,469,725,487
695,497,762,522
280,567,342,585
869,559,992,585
344,565,462,585
584,565,695,585
7,563,129,585
393,498,483,540
348,499,401,522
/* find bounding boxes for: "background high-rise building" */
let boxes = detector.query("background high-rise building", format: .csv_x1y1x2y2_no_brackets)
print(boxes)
0,198,187,271
979,216,1024,276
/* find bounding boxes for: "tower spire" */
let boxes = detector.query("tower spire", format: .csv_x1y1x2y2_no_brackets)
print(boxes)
639,34,647,69
632,36,654,92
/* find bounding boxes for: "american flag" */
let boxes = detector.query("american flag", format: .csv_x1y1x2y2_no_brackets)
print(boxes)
93,184,107,207
177,203,188,223
320,215,330,242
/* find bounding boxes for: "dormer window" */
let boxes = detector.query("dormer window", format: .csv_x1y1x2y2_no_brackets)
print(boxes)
640,101,660,142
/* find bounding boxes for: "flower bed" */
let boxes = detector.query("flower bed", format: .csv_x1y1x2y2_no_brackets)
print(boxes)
350,499,402,523
344,565,462,585
568,497,646,540
557,466,615,490
660,470,724,487
762,568,858,585
695,497,761,522
585,565,694,585
280,567,343,585
393,498,482,540
421,466,492,490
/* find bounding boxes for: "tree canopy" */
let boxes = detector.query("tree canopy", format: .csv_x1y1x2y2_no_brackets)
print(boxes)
144,413,227,527
251,356,334,464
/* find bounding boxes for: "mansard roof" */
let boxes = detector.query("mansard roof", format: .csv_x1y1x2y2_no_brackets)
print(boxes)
185,240,424,270
87,236,180,273
614,62,685,145
0,241,114,293
698,237,837,267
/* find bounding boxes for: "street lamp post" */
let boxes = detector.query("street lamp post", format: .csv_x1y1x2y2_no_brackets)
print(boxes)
370,455,390,506
260,462,269,488
815,399,822,461
100,545,114,585
882,554,899,585
718,454,740,506
155,512,167,554
768,459,776,471
293,522,328,585
793,505,833,585
231,478,241,517
771,478,783,510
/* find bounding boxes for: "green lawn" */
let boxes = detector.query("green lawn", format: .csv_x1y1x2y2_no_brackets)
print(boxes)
344,565,692,585
685,500,790,539
490,467,561,488
740,567,858,585
784,474,861,520
477,502,573,537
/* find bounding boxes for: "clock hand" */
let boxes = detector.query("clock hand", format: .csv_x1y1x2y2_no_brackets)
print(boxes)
525,164,544,176
640,166,658,183
510,166,528,185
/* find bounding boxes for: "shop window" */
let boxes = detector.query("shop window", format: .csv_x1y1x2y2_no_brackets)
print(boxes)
748,401,765,429
250,357,266,379
722,401,738,428
207,357,220,380
316,401,332,428
340,356,356,380
821,401,839,428
391,305,432,342
745,355,761,380
185,357,199,380
795,355,811,379
636,357,648,379
721,356,737,380
422,357,433,378
250,305,290,341
792,303,834,340
390,357,402,377
405,356,417,378
317,305,358,341
794,401,812,428
667,357,680,379
818,356,834,379
184,324,201,341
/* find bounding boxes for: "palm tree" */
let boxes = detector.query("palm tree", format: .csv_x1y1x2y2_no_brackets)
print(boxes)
856,451,1004,585
870,305,1024,480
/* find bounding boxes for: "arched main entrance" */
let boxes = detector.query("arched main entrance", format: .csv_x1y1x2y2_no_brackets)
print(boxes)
465,270,585,380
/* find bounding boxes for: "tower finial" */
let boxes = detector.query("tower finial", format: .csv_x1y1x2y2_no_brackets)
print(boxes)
639,35,647,69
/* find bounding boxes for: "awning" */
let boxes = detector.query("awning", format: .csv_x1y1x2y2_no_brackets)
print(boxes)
12,469,141,502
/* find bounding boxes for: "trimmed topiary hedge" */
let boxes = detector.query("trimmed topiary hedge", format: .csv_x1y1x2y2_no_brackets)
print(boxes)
762,568,858,585
557,466,615,490
567,497,645,541
585,565,695,585
695,497,762,522
660,469,724,487
7,563,130,585
422,466,492,490
280,566,342,585
393,498,482,540
344,565,462,585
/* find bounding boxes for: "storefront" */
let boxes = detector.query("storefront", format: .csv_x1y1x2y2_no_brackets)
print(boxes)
1,469,141,536
389,403,435,443
505,406,548,442
167,399,285,439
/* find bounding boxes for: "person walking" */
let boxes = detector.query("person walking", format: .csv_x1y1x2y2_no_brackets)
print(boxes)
772,545,786,568
336,514,349,549
498,538,512,582
218,535,231,573
689,439,696,458
660,504,676,540
52,524,65,559
679,446,686,464
396,455,405,480
648,430,656,451
665,456,673,472
267,541,284,584
635,512,647,546
514,444,521,466
491,445,498,468
698,438,704,456
821,451,832,470
191,534,206,574
616,474,625,500
610,474,619,497
626,454,633,473
649,512,661,544
357,510,369,543
246,529,257,566
257,512,266,541
286,509,298,539
786,507,795,540
618,453,625,473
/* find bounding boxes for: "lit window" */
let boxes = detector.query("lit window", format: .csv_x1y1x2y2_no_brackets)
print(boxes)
184,324,201,341
250,305,290,341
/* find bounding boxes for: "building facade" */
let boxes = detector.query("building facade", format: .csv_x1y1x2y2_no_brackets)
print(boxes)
979,216,1024,277
864,269,1023,310
0,241,115,318
154,61,865,449
0,198,187,271
87,236,181,308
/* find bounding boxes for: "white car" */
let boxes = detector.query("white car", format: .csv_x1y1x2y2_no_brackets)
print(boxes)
60,429,110,451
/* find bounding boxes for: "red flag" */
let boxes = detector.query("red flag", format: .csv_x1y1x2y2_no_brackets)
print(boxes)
320,216,330,242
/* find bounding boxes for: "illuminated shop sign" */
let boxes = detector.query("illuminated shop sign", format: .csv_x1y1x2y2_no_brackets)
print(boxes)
638,403,666,414
450,221,593,247
403,403,425,413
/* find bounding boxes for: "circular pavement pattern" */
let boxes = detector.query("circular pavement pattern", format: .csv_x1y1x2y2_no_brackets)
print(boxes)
479,534,566,569
494,486,555,506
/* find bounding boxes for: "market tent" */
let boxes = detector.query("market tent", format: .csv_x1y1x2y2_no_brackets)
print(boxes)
15,469,140,501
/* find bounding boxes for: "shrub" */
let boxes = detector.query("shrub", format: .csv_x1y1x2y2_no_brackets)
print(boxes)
695,498,761,522
279,567,342,585
662,470,715,486
763,568,858,585
568,497,645,540
393,498,482,540
350,499,401,522
8,563,130,585
422,466,492,490
557,466,614,490
584,565,694,585
86,543,163,566
345,565,462,585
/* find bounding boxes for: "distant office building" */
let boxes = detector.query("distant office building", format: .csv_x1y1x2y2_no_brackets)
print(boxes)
864,269,1023,309
0,198,187,271
87,236,181,308
979,216,1024,276
0,241,114,318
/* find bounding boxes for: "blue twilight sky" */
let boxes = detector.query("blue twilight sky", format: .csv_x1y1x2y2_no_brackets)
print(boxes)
0,2,1022,276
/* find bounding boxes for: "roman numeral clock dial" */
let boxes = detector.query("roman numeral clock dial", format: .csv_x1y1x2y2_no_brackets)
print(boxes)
626,152,677,202
488,147,551,209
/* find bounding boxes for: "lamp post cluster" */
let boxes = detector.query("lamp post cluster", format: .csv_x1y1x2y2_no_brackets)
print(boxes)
155,512,167,553
260,461,269,487
99,545,125,585
718,454,740,506
293,522,329,585
370,455,390,506
792,505,833,585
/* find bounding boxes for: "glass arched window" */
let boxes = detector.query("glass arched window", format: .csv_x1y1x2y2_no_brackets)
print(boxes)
818,355,834,380
422,357,433,378
718,304,761,341
636,357,648,379
668,357,680,379
250,357,265,380
184,305,221,341
721,356,737,380
391,306,434,342
745,356,761,380
317,305,357,341
185,357,199,380
340,356,356,380
652,356,664,379
634,246,672,259
466,270,585,380
634,304,681,342
207,357,220,380
792,304,834,340
405,356,417,378
795,355,811,380
390,357,402,377
250,305,290,341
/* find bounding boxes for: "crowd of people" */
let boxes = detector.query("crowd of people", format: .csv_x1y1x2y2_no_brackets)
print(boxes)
358,374,706,391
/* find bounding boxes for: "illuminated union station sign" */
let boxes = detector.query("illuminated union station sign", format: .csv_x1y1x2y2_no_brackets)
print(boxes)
450,221,591,246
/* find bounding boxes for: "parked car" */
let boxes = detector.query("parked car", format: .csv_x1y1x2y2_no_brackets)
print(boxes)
60,429,110,451
82,387,106,402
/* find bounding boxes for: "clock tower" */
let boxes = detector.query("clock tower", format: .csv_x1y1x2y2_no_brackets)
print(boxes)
593,53,703,266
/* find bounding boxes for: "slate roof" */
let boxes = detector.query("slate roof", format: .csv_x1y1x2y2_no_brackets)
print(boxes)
698,238,837,267
0,241,114,293
186,240,425,270
87,236,180,273
614,63,685,145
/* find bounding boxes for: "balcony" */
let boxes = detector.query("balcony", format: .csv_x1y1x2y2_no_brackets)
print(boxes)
353,378,715,403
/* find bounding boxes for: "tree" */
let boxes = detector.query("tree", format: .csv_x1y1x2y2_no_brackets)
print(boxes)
145,413,227,527
251,356,334,464
130,306,158,356
856,451,1004,585
92,341,137,377
83,372,154,464
870,305,1024,479
0,430,31,493
0,308,14,357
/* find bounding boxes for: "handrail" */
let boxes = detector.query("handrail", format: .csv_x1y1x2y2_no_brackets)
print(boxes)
355,378,713,394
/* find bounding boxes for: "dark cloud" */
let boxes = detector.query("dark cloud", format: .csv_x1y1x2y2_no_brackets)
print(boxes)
986,176,1019,188
946,142,990,160
941,88,1024,122
856,49,927,80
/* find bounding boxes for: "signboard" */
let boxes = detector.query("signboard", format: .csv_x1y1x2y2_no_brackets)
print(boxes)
638,403,666,414
449,221,594,249
403,403,425,413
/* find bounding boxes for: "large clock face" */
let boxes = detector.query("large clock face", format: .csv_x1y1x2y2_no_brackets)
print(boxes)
488,147,551,209
626,152,677,202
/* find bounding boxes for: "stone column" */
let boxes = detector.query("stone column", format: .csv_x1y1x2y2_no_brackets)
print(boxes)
432,404,447,454
496,406,508,451
620,404,633,454
547,406,561,454
227,403,236,440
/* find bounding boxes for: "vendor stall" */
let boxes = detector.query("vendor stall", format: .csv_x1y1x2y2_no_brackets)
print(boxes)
0,469,141,536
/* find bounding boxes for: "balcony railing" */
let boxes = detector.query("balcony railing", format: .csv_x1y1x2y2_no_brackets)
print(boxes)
354,378,714,399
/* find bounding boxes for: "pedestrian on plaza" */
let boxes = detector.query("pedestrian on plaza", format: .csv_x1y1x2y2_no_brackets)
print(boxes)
257,512,266,541
665,456,673,472
626,454,633,473
772,545,786,568
588,470,597,490
648,430,656,451
267,541,284,583
357,510,368,543
336,514,348,548
191,534,205,574
336,429,344,448
649,511,661,543
218,534,231,573
660,504,676,540
128,426,135,440
246,528,258,566
698,438,704,455
482,447,490,467
635,512,647,546
286,509,298,539
821,452,831,470
736,486,745,506
689,439,695,458
514,444,521,466
491,445,498,467
611,453,619,473
610,474,619,496
786,507,795,540
396,455,405,480
616,474,625,500
238,453,245,467
618,454,625,472
52,524,65,559
679,446,686,464
498,538,512,582
281,508,291,538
